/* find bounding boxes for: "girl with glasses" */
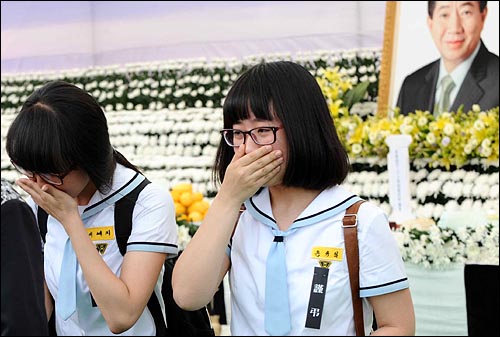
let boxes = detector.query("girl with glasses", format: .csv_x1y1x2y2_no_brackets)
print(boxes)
173,61,416,336
6,80,178,335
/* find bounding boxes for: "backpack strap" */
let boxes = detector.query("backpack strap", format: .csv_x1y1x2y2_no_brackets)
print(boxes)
37,206,49,243
114,177,151,255
35,206,56,336
343,200,366,336
113,177,169,336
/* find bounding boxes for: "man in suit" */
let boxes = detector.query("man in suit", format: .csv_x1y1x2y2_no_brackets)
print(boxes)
1,179,48,336
397,1,499,116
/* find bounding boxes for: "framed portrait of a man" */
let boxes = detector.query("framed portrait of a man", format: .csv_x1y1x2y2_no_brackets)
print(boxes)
377,1,499,117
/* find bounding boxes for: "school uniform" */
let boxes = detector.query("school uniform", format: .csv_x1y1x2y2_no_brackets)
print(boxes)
228,185,409,336
27,164,178,336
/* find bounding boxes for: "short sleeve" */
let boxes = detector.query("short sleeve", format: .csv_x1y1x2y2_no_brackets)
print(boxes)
126,183,179,257
357,203,409,297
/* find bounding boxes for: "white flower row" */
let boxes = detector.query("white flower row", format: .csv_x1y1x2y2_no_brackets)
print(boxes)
2,106,498,216
346,170,498,202
393,222,499,269
1,48,381,83
1,48,381,114
361,199,498,225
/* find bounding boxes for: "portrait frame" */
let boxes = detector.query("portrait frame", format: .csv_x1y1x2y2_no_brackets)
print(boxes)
377,1,499,118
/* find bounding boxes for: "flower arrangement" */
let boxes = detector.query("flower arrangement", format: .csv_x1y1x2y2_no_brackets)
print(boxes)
393,219,499,269
316,66,371,118
335,106,500,169
170,183,210,250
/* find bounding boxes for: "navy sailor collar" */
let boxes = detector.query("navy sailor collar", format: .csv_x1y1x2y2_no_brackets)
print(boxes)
244,186,363,232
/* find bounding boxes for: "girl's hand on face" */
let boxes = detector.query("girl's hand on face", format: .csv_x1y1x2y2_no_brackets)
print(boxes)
16,177,80,228
221,144,283,203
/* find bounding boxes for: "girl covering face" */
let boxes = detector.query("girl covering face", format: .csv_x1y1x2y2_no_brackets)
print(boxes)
173,61,416,336
6,80,178,335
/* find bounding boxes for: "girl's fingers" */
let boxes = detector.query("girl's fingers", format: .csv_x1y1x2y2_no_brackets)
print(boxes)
230,144,246,162
16,178,55,208
248,155,283,184
260,161,282,184
236,145,273,167
16,178,41,199
224,144,283,198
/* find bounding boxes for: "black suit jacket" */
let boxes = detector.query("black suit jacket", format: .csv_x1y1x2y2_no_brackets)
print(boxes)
1,184,48,336
396,41,499,115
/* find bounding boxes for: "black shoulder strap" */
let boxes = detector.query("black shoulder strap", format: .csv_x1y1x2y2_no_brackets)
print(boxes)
37,206,49,243
35,206,56,336
114,177,151,256
113,177,170,336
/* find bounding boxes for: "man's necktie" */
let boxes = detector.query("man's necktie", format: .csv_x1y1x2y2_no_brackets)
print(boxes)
435,75,456,117
56,238,77,320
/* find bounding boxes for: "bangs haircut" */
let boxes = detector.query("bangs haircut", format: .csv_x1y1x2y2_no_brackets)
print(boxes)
7,102,75,175
214,61,350,190
6,80,115,192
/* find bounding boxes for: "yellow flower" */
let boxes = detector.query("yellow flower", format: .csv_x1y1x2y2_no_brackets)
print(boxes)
316,66,369,118
339,106,498,168
170,183,211,225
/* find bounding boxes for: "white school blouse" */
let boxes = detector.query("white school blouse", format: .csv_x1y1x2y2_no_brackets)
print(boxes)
28,164,178,336
228,185,409,336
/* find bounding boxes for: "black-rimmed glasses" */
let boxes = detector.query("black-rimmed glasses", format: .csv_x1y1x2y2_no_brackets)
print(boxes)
10,159,74,186
220,126,282,147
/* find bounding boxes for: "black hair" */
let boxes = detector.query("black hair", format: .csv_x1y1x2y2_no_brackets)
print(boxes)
6,80,139,193
428,1,487,17
213,61,350,190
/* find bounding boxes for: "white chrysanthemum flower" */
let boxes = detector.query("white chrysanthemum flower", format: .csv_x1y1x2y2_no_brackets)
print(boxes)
426,132,436,144
441,137,450,147
351,143,362,154
177,225,192,251
473,119,485,130
417,117,428,127
480,146,492,157
481,138,492,148
443,123,454,136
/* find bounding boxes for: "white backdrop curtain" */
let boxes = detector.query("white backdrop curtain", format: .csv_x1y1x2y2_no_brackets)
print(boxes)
1,1,386,74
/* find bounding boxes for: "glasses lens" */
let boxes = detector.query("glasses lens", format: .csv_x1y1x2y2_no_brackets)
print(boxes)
222,130,240,147
11,162,34,178
39,174,63,186
10,160,65,185
250,127,275,145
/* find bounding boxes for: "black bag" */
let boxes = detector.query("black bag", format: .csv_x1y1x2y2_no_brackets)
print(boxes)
37,176,215,336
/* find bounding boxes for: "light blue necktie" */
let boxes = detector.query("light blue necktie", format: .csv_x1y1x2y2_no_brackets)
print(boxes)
265,230,292,335
56,238,77,320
